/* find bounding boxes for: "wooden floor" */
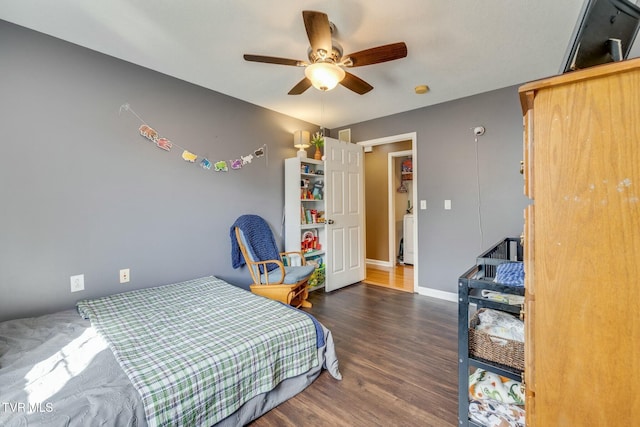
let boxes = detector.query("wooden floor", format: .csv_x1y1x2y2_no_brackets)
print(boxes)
250,283,458,427
363,264,414,293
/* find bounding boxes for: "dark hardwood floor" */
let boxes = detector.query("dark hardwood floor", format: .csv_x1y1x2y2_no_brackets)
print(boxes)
250,283,458,427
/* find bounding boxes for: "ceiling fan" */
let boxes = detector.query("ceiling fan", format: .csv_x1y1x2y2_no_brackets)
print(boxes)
243,10,408,95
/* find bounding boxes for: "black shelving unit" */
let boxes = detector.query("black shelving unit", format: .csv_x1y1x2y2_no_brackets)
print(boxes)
458,238,525,427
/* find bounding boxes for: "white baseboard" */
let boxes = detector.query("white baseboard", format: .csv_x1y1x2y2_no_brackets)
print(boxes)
363,261,457,303
417,286,458,303
365,258,394,268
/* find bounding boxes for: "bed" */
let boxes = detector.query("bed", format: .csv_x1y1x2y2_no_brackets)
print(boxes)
0,276,341,426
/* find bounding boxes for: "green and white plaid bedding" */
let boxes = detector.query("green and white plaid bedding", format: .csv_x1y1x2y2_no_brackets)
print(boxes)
77,276,319,427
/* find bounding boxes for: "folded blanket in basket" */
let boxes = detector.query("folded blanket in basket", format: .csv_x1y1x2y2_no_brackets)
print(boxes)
475,309,524,343
494,262,524,287
468,368,525,427
481,290,525,306
469,399,525,427
469,368,524,405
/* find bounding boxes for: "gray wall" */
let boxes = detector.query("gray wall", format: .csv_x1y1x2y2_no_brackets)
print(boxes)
1,19,530,321
0,20,317,321
334,88,530,295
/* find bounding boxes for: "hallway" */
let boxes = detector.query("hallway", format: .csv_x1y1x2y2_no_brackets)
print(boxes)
363,264,414,293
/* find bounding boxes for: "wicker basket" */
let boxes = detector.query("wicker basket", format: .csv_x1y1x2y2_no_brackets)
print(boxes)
469,309,524,371
308,264,325,288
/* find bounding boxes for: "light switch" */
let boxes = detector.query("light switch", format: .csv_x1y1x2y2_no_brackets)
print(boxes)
420,200,427,210
444,199,452,210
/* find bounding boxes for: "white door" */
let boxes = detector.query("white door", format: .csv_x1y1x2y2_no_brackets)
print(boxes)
324,137,365,291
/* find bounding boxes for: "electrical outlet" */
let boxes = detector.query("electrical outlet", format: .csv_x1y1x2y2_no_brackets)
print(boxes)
420,200,427,210
119,268,130,283
70,274,84,292
444,199,452,210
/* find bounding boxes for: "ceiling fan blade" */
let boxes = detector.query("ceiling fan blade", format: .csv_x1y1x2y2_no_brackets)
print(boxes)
243,54,306,67
340,71,373,95
343,42,408,67
303,10,332,57
288,78,313,95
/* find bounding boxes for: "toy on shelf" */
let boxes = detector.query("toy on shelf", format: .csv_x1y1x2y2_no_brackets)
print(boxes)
301,179,314,199
312,180,324,200
301,230,321,252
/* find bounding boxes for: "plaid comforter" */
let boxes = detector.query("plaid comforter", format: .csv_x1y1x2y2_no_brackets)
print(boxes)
77,276,318,427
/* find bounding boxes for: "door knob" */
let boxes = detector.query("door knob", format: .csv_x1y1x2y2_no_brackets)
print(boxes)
327,219,335,224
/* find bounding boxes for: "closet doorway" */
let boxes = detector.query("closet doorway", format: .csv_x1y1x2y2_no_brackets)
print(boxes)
358,133,418,293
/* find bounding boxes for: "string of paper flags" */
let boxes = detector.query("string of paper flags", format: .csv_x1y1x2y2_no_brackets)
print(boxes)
119,103,267,172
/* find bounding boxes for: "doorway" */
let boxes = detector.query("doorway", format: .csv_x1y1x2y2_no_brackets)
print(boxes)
389,150,413,267
358,133,418,292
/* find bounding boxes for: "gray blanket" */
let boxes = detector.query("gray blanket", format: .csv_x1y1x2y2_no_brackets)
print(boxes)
0,307,340,426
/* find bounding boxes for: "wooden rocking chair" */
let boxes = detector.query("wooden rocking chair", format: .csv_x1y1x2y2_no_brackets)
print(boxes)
231,215,314,308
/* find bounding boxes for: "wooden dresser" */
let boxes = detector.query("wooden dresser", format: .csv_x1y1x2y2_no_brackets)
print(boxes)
519,58,640,426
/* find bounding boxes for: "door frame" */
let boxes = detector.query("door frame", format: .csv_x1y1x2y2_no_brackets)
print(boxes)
358,132,418,292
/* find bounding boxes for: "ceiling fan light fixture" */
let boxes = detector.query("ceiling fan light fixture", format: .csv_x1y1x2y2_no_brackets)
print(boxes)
305,62,346,91
244,11,407,95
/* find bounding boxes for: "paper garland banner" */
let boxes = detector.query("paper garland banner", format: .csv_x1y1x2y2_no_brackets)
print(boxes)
181,150,198,162
201,158,212,170
119,103,266,173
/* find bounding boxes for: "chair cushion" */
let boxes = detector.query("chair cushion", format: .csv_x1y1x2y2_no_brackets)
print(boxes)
260,265,315,285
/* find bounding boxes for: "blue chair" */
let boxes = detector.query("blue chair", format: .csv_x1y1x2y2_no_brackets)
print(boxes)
231,215,314,308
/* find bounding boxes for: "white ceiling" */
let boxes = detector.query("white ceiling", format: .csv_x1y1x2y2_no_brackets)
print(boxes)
2,0,639,129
